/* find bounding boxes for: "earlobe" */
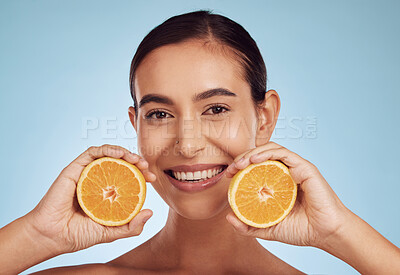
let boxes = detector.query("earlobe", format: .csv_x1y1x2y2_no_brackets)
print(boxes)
128,106,137,132
255,90,281,146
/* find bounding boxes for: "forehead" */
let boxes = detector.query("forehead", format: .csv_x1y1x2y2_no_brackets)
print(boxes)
134,40,249,98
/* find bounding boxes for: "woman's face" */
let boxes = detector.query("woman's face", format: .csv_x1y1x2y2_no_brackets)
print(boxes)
129,40,276,220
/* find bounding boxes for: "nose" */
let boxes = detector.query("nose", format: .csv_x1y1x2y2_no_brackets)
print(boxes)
175,116,206,158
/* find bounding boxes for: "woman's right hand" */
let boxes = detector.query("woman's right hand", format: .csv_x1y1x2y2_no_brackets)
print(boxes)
23,144,156,255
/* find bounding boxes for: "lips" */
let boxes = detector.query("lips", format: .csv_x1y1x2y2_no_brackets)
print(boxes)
165,163,227,172
163,164,228,193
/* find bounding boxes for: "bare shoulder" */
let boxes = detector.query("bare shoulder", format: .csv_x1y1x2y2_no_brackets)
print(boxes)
30,263,124,275
107,239,153,269
30,262,184,275
107,240,305,275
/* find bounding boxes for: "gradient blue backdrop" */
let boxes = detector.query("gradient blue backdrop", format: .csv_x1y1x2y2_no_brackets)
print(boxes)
1,1,399,274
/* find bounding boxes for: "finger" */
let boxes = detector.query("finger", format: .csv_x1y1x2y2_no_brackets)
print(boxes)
239,142,283,162
57,145,125,184
115,150,156,182
119,152,155,182
225,142,283,178
226,156,257,178
120,150,141,164
225,157,247,178
62,145,154,183
249,147,305,168
75,145,127,167
134,158,149,170
226,212,250,234
117,148,147,168
103,209,153,242
226,212,275,240
133,159,157,183
142,170,157,182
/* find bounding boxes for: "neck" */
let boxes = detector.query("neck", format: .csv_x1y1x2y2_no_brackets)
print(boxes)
149,205,263,269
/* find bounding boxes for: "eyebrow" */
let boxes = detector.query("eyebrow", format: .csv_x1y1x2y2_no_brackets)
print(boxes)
138,88,237,108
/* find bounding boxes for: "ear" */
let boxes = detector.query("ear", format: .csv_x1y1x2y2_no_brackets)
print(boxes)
255,89,281,147
128,106,137,132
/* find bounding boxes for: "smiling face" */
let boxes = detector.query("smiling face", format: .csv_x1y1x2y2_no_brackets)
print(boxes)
129,39,279,220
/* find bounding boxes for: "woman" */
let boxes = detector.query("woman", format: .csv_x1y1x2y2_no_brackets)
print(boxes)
1,10,399,274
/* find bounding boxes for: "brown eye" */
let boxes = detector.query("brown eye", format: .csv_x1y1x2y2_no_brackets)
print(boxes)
145,110,173,120
155,111,167,118
203,105,230,116
212,106,223,114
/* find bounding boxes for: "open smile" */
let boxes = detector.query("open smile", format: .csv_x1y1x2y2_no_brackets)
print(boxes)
163,164,229,192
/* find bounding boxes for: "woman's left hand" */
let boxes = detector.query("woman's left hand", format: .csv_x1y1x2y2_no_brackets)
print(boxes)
225,141,351,249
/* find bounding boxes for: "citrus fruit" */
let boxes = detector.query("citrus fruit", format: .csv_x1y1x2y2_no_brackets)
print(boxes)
76,157,146,226
228,160,297,228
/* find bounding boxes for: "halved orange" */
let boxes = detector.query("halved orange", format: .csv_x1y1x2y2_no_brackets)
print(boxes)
76,157,146,226
228,160,297,228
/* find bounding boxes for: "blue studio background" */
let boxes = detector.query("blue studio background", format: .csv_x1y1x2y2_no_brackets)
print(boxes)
1,1,399,274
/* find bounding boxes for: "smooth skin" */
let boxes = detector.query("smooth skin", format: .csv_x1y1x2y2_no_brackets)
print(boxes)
0,145,156,274
226,142,400,274
1,39,400,274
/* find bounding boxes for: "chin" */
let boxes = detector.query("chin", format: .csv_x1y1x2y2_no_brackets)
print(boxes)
173,197,230,220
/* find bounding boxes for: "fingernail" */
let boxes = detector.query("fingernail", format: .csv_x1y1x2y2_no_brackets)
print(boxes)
138,159,146,165
130,153,139,160
237,157,245,163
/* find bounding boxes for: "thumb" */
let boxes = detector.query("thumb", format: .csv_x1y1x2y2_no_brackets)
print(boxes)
226,212,275,240
103,209,153,242
226,213,250,235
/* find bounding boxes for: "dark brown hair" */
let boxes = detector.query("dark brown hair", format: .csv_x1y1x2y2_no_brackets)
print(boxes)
129,10,267,116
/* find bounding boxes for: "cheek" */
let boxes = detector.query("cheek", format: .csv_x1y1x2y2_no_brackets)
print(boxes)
202,114,257,157
137,121,174,159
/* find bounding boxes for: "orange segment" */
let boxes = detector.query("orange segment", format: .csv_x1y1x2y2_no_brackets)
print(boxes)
228,160,297,228
76,157,146,226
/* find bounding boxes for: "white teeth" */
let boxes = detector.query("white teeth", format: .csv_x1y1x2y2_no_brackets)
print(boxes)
210,170,216,177
193,171,201,179
172,167,225,181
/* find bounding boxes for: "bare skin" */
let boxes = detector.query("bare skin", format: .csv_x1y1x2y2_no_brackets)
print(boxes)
105,39,303,274
1,39,399,274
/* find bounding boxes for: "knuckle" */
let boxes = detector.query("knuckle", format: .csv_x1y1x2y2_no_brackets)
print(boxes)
276,147,286,153
110,144,123,150
87,146,99,157
100,144,112,152
276,143,286,150
269,141,280,147
307,161,318,171
103,144,122,154
61,165,70,175
244,151,255,159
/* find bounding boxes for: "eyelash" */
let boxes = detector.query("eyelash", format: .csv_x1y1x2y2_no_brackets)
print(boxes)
144,104,230,120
